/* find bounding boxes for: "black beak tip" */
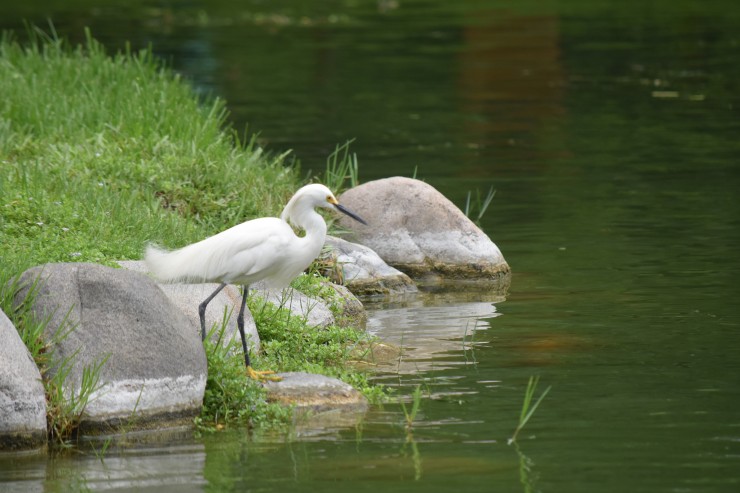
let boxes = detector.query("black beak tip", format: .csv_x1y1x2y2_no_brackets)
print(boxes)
335,203,368,226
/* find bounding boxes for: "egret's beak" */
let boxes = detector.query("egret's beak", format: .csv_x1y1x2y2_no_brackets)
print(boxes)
334,203,368,225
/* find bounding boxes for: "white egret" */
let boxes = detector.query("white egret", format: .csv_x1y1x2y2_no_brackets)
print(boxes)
145,183,367,380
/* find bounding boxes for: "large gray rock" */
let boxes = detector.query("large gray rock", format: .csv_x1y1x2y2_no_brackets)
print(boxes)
320,236,418,296
0,310,47,451
118,260,259,352
13,263,207,434
338,177,511,283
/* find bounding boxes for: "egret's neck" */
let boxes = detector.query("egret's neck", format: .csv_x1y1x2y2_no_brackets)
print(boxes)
288,207,327,244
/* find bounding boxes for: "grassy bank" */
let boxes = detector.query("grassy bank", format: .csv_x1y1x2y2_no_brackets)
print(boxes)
0,30,381,435
0,29,299,272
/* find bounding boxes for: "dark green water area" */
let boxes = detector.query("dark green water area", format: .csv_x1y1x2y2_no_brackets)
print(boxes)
1,1,739,491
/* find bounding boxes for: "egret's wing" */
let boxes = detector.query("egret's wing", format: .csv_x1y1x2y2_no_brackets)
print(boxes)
203,217,296,284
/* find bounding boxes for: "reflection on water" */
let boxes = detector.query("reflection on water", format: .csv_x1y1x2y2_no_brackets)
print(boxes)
365,291,503,376
0,442,206,493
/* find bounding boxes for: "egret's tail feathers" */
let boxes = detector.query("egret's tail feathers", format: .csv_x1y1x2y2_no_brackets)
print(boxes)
145,243,209,283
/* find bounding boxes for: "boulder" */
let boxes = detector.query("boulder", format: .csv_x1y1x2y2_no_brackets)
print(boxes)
337,177,510,283
0,310,47,451
319,236,418,296
118,260,258,352
13,263,207,434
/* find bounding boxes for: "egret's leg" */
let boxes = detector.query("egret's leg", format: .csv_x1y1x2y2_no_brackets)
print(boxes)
198,282,227,341
236,285,251,368
237,285,281,382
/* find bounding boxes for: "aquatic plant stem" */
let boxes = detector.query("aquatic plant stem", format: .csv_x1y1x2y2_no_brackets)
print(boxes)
508,376,551,445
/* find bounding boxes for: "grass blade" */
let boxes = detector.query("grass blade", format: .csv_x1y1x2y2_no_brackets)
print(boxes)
509,376,551,445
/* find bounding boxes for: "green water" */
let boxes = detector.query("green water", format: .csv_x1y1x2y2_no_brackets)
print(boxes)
2,1,739,491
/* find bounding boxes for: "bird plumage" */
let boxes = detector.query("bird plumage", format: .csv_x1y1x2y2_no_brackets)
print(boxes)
145,183,338,288
145,217,312,287
143,183,367,380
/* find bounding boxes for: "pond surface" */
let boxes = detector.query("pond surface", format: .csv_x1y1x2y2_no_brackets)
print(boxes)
1,1,740,492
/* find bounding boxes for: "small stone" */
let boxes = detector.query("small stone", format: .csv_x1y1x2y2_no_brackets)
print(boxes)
320,236,418,296
264,372,368,413
316,279,368,329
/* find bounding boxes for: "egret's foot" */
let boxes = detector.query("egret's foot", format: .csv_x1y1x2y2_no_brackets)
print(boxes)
246,366,282,382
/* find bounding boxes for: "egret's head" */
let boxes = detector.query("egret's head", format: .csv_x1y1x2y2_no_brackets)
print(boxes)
283,183,367,225
325,192,367,226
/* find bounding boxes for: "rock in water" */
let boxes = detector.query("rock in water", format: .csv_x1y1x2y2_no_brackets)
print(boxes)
320,235,418,296
338,177,510,283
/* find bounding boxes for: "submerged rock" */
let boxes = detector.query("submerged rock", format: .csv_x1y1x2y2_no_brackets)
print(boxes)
264,372,368,411
319,236,418,296
264,372,368,428
349,340,404,371
337,177,510,284
13,263,206,434
0,310,47,451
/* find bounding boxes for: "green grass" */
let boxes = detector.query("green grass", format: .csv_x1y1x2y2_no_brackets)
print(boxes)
0,28,299,276
508,376,551,445
464,186,496,225
249,288,386,403
399,385,424,481
195,286,386,432
400,384,423,433
197,321,293,431
323,140,360,194
0,29,384,434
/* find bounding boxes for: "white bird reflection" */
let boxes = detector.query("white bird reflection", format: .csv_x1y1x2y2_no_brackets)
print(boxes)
364,292,502,376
